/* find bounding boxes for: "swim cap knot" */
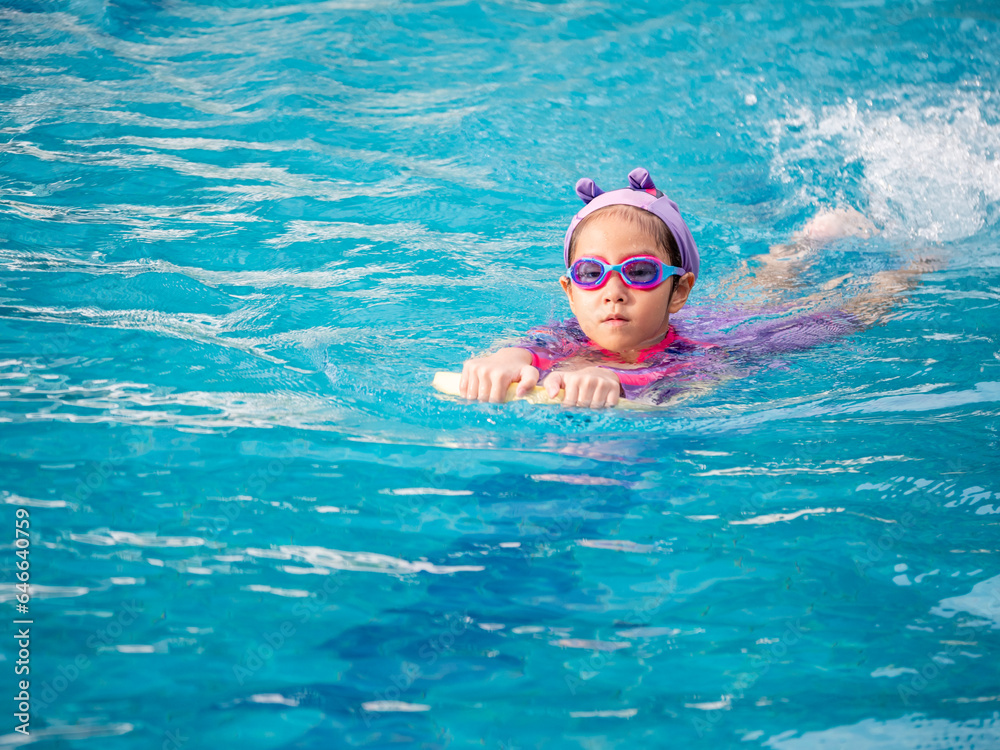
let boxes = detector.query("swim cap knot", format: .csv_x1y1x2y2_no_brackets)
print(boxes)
563,167,700,280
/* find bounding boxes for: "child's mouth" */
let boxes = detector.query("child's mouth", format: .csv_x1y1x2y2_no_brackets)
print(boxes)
602,315,629,326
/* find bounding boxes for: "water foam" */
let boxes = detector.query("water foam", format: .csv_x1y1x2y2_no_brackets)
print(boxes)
770,93,1000,243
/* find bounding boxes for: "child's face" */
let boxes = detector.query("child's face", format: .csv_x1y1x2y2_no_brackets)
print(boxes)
560,214,694,357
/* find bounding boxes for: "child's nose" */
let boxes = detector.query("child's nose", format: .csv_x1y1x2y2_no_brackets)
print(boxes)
603,273,630,301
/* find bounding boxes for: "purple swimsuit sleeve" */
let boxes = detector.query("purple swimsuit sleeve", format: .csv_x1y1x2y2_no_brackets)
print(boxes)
718,309,862,353
617,377,660,401
512,319,586,380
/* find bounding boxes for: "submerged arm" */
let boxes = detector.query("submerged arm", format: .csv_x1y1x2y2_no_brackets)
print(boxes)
724,208,938,327
744,207,879,306
837,256,941,327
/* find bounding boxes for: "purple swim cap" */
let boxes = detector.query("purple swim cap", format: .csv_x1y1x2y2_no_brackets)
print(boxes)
563,167,700,280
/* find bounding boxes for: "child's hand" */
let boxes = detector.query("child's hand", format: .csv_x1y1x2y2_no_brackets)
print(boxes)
543,366,622,409
459,347,539,403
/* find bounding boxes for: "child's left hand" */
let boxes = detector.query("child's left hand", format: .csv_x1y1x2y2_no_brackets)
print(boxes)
543,367,622,409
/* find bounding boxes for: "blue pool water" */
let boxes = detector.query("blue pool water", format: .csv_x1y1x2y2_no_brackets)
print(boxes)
1,0,999,747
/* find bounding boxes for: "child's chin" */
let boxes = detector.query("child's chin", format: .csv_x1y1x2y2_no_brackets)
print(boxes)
590,332,635,353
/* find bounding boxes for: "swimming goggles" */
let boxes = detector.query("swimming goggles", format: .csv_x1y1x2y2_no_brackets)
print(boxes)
567,255,685,290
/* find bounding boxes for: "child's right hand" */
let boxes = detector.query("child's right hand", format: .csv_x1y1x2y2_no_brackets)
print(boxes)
459,347,539,403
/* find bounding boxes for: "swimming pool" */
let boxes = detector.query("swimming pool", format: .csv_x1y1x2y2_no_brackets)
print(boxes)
1,0,999,746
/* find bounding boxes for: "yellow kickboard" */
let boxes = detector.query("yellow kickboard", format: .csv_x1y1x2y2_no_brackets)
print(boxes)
431,372,644,410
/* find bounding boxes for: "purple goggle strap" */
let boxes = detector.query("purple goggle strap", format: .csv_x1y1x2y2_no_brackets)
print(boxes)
562,167,700,280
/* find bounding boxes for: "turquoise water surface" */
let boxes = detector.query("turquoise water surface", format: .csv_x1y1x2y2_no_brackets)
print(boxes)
1,0,999,747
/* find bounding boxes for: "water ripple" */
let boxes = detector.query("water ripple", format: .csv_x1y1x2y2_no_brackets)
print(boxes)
248,544,485,575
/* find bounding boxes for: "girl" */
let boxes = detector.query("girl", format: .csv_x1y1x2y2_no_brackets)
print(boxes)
458,167,920,409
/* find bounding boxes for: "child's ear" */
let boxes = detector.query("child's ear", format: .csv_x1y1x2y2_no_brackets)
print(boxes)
668,273,695,313
559,275,577,312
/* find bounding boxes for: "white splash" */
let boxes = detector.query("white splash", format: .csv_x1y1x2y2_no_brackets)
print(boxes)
770,93,1000,242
